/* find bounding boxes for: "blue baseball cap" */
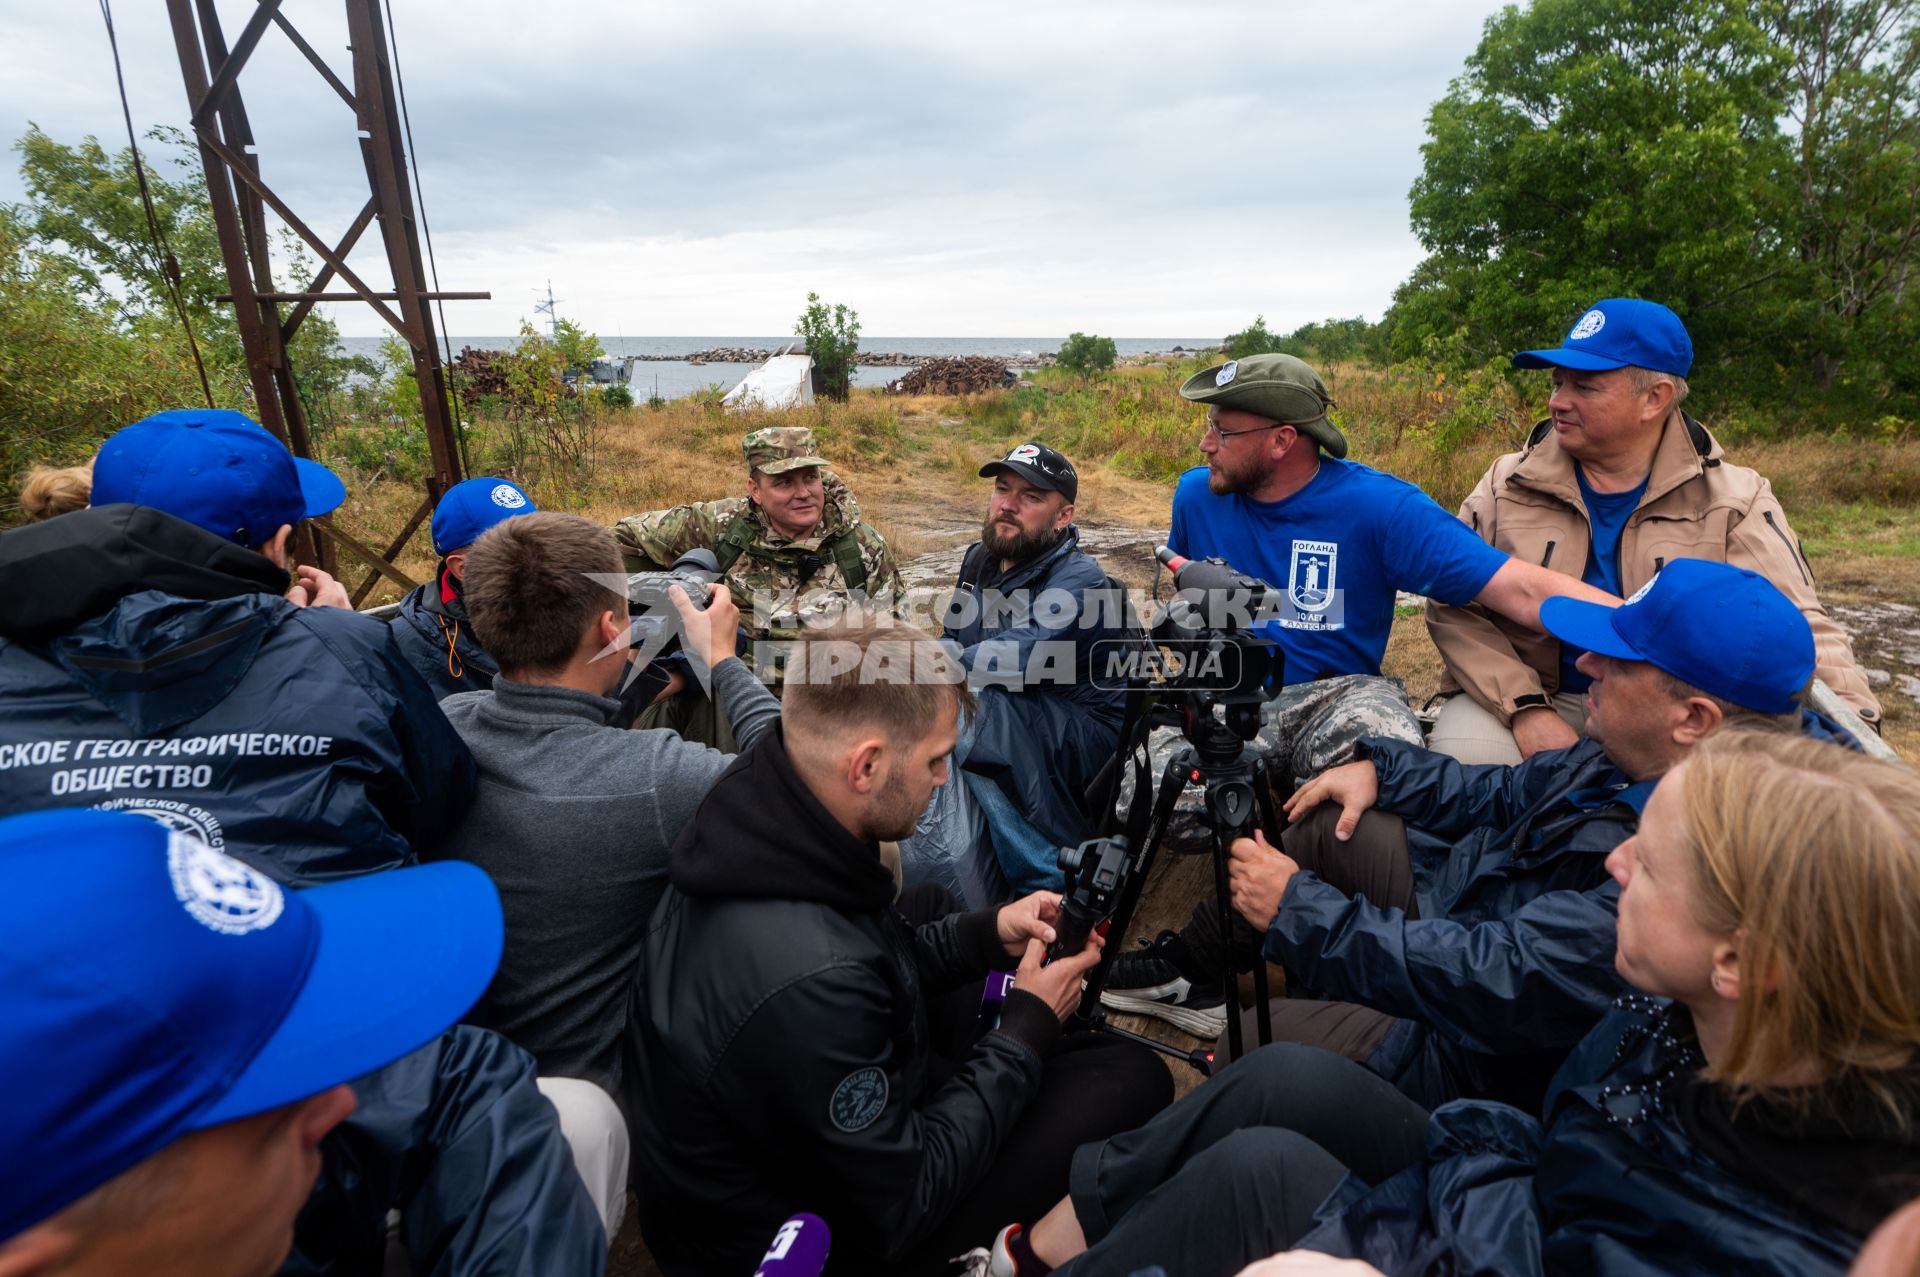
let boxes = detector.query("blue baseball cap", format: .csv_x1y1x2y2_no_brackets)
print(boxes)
431,477,537,555
1540,559,1813,714
0,809,502,1241
1512,298,1694,377
91,409,347,548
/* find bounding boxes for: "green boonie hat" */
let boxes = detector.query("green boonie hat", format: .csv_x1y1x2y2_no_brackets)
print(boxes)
1178,353,1347,459
742,426,829,475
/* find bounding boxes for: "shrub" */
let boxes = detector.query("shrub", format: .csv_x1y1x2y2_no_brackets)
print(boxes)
600,384,634,408
796,292,861,402
1056,332,1118,375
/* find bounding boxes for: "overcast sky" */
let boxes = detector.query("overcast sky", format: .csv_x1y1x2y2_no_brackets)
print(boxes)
2,0,1507,339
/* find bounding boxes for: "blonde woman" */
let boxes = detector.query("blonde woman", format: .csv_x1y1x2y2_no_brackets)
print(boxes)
969,731,1920,1277
16,462,91,521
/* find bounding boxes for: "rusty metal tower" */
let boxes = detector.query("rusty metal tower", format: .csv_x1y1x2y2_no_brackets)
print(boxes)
164,0,487,601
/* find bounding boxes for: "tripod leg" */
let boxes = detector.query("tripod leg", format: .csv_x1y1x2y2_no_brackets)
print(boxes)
1210,821,1243,1064
1248,756,1282,1049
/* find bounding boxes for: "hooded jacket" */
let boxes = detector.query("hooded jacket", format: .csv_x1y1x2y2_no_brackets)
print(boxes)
390,566,499,701
1298,998,1918,1275
1428,410,1880,725
943,525,1125,851
622,726,1057,1275
0,505,475,887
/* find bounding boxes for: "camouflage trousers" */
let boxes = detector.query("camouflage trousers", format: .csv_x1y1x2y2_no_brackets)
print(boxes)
1122,675,1423,852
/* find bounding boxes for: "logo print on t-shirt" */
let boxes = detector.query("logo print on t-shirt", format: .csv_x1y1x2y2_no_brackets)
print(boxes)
828,1067,889,1133
1569,309,1607,341
1288,539,1339,614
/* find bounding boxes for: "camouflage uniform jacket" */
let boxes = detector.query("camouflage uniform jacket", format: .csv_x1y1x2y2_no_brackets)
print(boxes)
612,472,904,646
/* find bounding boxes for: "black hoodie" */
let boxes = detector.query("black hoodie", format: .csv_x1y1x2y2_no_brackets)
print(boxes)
622,725,1057,1275
0,505,475,885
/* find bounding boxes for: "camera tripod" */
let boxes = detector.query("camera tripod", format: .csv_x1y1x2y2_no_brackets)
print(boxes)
1072,694,1282,1075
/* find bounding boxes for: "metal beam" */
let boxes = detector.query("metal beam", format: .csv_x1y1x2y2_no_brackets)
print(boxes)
191,0,284,127
164,0,478,593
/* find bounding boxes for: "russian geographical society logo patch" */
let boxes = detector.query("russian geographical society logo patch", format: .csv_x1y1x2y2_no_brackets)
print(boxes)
168,833,284,936
1570,309,1607,341
829,1067,889,1133
1626,571,1660,605
491,483,527,509
1215,360,1238,386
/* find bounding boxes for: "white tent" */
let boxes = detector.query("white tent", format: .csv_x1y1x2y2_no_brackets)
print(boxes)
722,349,815,411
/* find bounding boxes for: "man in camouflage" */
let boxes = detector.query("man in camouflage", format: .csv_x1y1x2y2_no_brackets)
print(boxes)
613,425,904,676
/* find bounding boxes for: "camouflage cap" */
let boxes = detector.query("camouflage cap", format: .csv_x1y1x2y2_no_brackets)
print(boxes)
1178,353,1347,459
742,426,829,475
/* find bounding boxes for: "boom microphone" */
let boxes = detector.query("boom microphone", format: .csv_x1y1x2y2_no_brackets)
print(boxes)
755,1213,830,1277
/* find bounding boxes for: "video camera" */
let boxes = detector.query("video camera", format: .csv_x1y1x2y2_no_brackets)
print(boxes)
1047,835,1132,962
615,548,723,724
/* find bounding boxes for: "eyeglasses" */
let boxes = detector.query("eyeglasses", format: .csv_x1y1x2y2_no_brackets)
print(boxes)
1202,418,1290,443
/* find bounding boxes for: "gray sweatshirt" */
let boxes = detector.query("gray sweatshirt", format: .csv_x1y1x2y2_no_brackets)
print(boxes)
435,658,780,1093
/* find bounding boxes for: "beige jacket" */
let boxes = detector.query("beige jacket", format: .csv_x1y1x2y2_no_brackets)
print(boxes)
1427,410,1880,725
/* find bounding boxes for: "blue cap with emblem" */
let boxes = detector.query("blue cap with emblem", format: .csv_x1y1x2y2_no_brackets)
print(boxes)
431,476,538,555
1539,558,1814,714
91,409,347,548
0,808,503,1241
1512,298,1694,377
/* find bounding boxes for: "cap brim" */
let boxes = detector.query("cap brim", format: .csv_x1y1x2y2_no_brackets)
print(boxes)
978,459,1066,493
1511,348,1631,372
756,457,828,475
196,861,502,1126
295,458,348,519
1539,596,1643,659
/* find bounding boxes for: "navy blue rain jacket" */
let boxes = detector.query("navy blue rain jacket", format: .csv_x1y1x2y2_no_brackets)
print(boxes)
941,526,1125,850
1297,999,1886,1276
0,505,476,886
391,570,501,702
1270,737,1648,1108
282,1025,606,1277
1274,717,1864,1111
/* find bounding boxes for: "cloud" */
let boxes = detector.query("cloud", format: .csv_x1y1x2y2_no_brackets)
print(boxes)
1,0,1504,337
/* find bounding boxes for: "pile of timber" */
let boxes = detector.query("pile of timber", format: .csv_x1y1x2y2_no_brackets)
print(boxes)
890,357,1017,395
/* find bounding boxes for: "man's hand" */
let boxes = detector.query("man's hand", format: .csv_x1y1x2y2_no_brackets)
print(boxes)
995,891,1062,957
1281,759,1379,840
669,583,742,669
1511,704,1580,758
1228,830,1299,931
1505,706,1582,756
286,564,351,610
1011,933,1104,1023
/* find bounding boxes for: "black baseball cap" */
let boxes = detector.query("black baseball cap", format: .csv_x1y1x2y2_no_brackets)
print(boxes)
979,442,1077,502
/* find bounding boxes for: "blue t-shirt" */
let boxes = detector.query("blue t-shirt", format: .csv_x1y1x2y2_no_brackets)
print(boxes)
1559,468,1648,694
1166,460,1507,684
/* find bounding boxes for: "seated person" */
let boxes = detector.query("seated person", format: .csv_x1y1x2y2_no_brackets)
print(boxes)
614,425,905,740
390,476,538,700
1108,562,1828,1115
622,618,1171,1276
0,807,603,1277
906,443,1124,899
975,729,1920,1276
1151,352,1617,803
1427,297,1880,763
0,409,475,887
435,511,779,1099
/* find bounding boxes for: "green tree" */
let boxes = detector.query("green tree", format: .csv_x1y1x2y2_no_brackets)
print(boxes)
1056,331,1118,375
1223,315,1292,358
1387,0,1920,413
550,317,605,375
796,292,861,402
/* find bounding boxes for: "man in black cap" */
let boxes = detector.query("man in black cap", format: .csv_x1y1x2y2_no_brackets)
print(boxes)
905,443,1125,900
